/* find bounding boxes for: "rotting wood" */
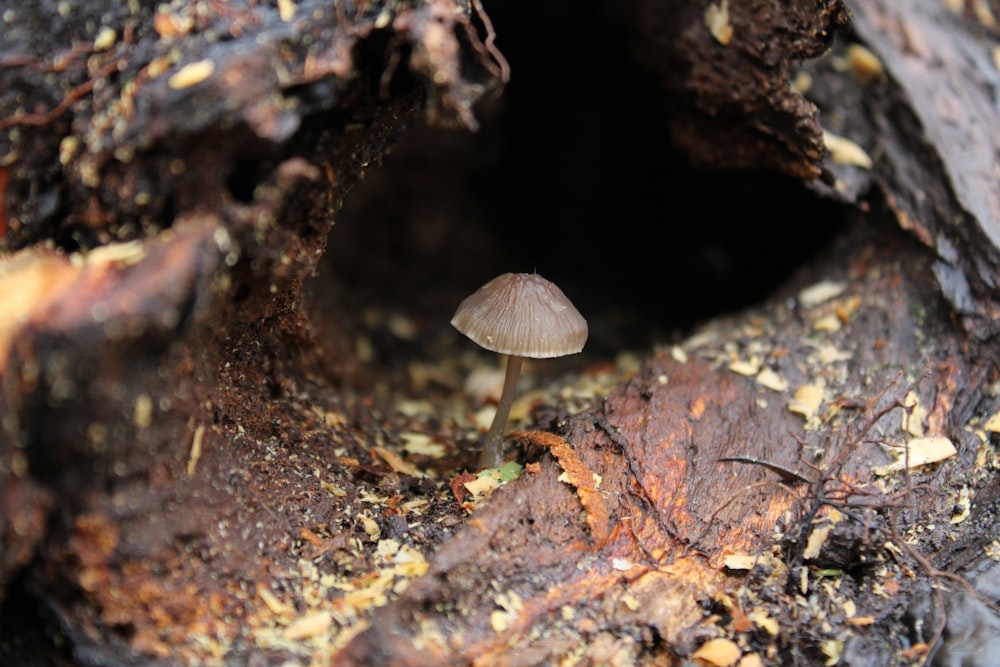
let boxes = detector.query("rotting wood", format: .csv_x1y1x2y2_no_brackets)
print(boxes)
334,220,999,665
2,0,1000,664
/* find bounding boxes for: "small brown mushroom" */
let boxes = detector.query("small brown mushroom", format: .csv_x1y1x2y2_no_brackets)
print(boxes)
451,272,588,469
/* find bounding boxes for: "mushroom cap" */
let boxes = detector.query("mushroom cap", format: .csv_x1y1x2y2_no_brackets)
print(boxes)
451,272,588,358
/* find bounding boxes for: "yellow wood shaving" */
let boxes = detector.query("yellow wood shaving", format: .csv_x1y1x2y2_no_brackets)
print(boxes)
756,368,788,392
723,554,759,570
813,313,842,332
187,424,205,477
401,432,445,458
258,586,295,617
799,281,847,308
705,0,734,45
693,637,742,666
789,383,825,427
283,611,331,641
729,358,761,376
823,130,873,169
738,654,765,667
168,59,215,89
748,610,780,636
278,0,296,21
372,445,422,477
846,44,883,84
950,485,971,524
902,391,926,437
873,436,957,475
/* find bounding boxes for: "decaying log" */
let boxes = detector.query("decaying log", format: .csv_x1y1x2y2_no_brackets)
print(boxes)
334,219,1000,666
2,0,1000,665
813,0,1000,342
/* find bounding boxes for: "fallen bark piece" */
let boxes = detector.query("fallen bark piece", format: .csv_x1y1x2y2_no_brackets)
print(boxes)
510,429,611,544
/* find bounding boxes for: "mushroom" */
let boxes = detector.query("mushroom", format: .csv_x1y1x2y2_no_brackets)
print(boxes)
451,272,588,469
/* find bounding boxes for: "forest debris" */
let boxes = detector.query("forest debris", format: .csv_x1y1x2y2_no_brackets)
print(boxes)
813,314,841,332
845,43,884,84
901,391,927,437
278,0,296,22
982,409,1000,432
283,611,332,641
461,462,522,505
803,508,843,560
820,638,844,665
723,554,759,571
94,26,117,52
168,59,216,89
133,394,153,429
705,0,734,45
788,382,825,428
756,368,788,392
490,591,523,634
747,610,779,636
372,446,422,477
693,637,742,666
358,515,380,540
258,586,295,617
462,471,501,497
949,485,971,524
313,407,348,430
813,342,852,365
729,358,761,376
400,432,444,458
873,436,957,475
823,130,873,169
187,424,205,477
798,281,847,308
511,430,610,543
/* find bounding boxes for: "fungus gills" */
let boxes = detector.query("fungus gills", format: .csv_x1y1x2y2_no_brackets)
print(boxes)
451,272,588,469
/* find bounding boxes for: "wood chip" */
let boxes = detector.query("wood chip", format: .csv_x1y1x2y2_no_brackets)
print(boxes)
187,424,205,477
705,0,734,45
902,391,927,437
788,383,825,425
846,43,883,84
693,637,742,666
803,508,842,560
168,59,215,89
729,358,761,376
372,445,422,477
400,432,445,458
723,554,759,571
873,436,957,475
823,130,873,169
756,368,788,392
798,281,847,308
747,610,780,636
258,585,295,617
283,611,331,641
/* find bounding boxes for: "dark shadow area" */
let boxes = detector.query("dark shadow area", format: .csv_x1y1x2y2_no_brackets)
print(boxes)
319,0,849,358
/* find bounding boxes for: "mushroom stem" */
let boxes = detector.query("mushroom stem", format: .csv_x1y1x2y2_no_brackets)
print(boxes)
478,354,524,469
